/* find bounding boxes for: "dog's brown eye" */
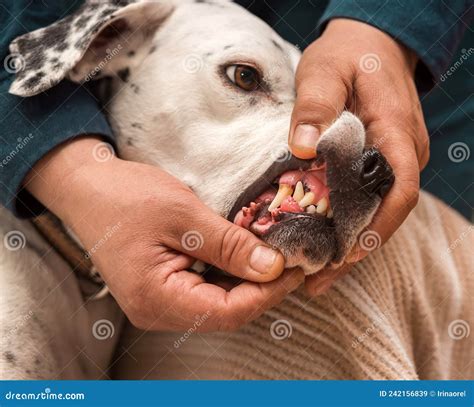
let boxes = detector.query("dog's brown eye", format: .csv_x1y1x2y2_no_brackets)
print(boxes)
226,65,260,91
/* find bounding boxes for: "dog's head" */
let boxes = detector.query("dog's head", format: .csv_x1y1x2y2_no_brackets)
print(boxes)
9,0,393,274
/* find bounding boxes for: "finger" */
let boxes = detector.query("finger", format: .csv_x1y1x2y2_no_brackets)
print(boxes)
159,267,305,332
305,263,352,296
171,206,285,282
346,136,420,263
289,48,350,159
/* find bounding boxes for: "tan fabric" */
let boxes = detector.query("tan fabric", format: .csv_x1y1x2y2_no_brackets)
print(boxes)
111,192,473,380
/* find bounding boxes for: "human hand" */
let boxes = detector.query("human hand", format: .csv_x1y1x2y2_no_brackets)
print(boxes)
25,137,304,331
288,19,429,295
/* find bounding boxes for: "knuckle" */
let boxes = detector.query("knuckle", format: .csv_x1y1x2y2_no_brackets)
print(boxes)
294,96,337,123
399,184,420,210
219,226,248,269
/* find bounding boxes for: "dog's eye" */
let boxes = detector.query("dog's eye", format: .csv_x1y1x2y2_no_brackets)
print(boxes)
226,65,260,91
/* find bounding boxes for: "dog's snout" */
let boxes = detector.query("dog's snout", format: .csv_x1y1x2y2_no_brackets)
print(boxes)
360,149,394,198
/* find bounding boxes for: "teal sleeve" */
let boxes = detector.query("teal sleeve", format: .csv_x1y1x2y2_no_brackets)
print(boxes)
0,0,114,218
319,0,474,92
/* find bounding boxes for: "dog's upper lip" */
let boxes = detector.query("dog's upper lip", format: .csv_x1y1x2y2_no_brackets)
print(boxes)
227,156,313,222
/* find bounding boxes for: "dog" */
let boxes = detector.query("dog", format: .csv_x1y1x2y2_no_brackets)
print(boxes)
1,0,472,379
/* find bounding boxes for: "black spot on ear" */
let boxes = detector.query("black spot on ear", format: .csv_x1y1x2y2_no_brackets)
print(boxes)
131,122,143,129
249,97,258,106
24,71,45,89
127,50,135,57
148,44,157,55
4,351,16,364
223,45,233,50
126,137,134,146
74,15,89,29
204,51,213,57
271,39,284,52
54,42,69,52
117,67,130,82
130,83,140,94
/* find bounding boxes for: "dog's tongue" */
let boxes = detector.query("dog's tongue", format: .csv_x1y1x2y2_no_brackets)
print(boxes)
234,168,330,235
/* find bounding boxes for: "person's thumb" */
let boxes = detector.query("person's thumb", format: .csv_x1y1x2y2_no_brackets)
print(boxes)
289,47,350,159
173,206,285,283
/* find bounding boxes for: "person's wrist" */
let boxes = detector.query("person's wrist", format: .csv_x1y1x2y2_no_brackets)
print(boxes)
25,136,118,222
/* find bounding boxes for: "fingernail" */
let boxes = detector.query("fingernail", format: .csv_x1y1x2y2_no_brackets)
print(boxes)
249,246,283,275
289,124,319,159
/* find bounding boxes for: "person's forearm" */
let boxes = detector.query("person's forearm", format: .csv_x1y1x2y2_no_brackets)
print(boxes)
24,136,110,226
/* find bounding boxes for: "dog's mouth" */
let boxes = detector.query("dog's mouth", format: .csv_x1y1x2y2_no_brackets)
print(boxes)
233,162,333,236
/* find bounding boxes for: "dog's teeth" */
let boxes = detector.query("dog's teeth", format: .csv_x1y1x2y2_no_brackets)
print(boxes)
327,208,333,218
306,205,317,214
316,197,328,214
268,184,293,211
293,181,304,202
298,192,315,208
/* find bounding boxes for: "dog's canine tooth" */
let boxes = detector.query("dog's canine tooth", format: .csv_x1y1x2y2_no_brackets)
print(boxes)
327,208,333,218
316,197,328,214
298,192,315,208
306,205,317,214
293,181,304,202
268,184,293,211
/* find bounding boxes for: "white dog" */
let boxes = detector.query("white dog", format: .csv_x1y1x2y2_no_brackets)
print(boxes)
1,0,472,379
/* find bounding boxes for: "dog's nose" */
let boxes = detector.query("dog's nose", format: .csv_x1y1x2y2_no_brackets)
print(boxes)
360,149,394,197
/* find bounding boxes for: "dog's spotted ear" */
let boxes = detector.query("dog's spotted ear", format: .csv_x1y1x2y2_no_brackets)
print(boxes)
9,0,174,97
